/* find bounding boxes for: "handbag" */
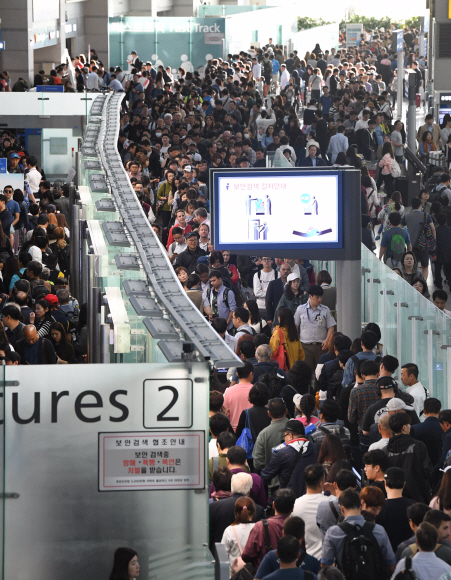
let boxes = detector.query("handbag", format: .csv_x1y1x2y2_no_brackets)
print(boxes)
231,527,247,576
418,213,436,253
272,328,289,372
236,409,254,459
391,158,402,178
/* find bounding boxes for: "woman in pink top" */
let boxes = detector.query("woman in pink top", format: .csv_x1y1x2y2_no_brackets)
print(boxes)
378,141,395,196
430,467,451,518
224,360,253,430
292,393,321,428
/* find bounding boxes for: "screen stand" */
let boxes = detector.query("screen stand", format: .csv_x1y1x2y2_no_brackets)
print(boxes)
336,259,361,340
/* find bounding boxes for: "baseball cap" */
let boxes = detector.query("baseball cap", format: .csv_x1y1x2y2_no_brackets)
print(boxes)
287,273,300,283
385,398,414,412
377,377,395,390
44,294,58,306
185,231,199,240
9,153,19,159
184,165,193,172
293,394,302,410
284,419,305,435
384,467,405,481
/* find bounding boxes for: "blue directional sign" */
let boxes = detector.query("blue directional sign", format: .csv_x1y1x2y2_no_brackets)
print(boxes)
0,159,7,174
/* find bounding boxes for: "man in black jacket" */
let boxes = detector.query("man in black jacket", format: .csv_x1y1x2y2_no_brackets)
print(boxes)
260,420,318,498
174,232,207,274
317,334,352,398
15,325,57,364
209,471,264,550
265,262,291,325
0,194,13,235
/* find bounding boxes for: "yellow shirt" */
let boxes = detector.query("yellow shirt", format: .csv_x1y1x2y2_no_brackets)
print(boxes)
270,326,305,369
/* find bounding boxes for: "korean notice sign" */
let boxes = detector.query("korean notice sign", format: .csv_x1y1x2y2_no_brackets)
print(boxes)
98,431,205,491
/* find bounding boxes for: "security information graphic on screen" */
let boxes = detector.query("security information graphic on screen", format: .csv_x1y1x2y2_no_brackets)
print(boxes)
213,172,342,250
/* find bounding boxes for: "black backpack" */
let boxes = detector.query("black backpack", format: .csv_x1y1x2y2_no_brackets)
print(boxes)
393,557,417,580
429,183,447,202
338,521,384,580
256,366,285,398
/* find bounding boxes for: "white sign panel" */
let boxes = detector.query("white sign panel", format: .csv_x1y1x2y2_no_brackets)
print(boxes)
215,173,341,247
346,23,363,47
204,32,225,45
98,431,205,491
143,378,193,428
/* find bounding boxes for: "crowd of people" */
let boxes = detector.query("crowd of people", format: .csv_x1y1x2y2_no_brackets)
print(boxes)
0,139,85,364
2,21,451,580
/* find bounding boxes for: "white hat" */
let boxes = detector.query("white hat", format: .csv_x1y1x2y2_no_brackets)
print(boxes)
385,398,414,412
287,273,300,283
184,165,193,172
293,394,302,410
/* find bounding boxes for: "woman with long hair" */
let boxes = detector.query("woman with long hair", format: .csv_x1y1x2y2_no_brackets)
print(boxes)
221,496,256,576
270,307,305,371
109,547,139,580
317,433,347,475
378,141,394,195
261,124,275,149
50,226,70,277
55,213,70,237
430,468,451,517
157,169,175,228
244,299,269,336
419,131,437,159
50,321,75,363
3,255,20,295
273,274,307,327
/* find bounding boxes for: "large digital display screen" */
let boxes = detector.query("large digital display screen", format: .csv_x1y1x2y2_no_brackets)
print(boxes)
212,170,343,251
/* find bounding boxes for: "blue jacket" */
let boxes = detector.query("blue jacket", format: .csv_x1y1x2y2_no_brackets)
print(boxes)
300,156,326,167
261,439,318,497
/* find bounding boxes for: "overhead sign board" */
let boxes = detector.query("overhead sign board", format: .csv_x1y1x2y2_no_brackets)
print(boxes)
346,23,363,46
212,170,343,250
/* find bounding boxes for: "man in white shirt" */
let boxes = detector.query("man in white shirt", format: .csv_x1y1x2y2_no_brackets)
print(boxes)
252,57,262,80
368,413,392,450
253,258,278,318
355,109,370,131
292,464,325,560
280,64,290,90
400,363,429,422
86,66,100,91
25,156,41,196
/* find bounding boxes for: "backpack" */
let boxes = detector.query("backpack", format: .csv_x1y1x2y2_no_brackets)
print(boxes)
418,213,436,253
236,409,254,459
263,60,272,77
56,306,79,331
206,287,231,310
256,366,285,398
429,183,446,202
257,268,279,281
338,521,385,580
393,557,418,580
389,232,407,262
231,519,272,580
391,159,402,178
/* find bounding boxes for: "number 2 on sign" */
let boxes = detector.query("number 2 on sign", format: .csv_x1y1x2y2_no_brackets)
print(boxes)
156,386,179,421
